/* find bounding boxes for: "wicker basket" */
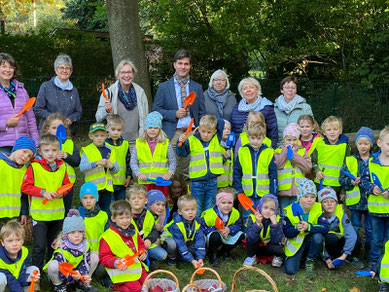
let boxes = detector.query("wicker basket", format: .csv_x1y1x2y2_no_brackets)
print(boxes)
187,267,226,292
141,269,180,292
182,283,202,292
230,266,278,292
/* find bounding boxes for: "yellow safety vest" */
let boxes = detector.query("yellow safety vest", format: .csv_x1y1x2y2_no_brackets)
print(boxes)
314,140,347,187
240,132,271,148
368,159,389,214
80,144,117,192
136,139,169,184
0,160,26,218
100,228,148,283
106,140,129,186
29,162,66,221
239,147,274,197
380,240,389,283
345,156,361,206
275,147,305,191
217,147,233,187
247,214,281,244
164,219,201,242
62,139,76,183
188,136,224,179
284,202,322,257
328,204,345,238
0,246,28,279
307,136,323,156
201,207,240,227
85,210,108,252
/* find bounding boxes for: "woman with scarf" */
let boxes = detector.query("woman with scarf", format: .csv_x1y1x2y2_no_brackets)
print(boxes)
95,59,148,145
230,77,278,148
274,76,313,147
204,69,236,121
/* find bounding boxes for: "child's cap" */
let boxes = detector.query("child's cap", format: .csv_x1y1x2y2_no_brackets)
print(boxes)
256,193,278,214
80,182,98,201
296,177,317,200
63,209,85,234
283,123,301,139
89,123,106,134
12,136,36,155
355,126,374,146
147,190,166,207
216,192,234,206
318,186,338,203
145,111,163,129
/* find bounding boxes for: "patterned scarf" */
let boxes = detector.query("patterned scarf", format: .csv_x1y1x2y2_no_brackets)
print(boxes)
207,87,229,118
275,94,305,115
0,80,16,106
237,95,263,112
174,73,190,117
118,82,137,110
112,221,136,237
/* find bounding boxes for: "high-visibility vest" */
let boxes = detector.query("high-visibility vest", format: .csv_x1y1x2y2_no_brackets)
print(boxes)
217,147,233,187
100,228,148,283
368,159,389,214
284,202,322,257
105,140,129,186
345,156,361,206
132,210,157,249
164,219,201,242
328,204,345,238
240,132,271,148
306,136,323,156
314,140,347,187
62,139,76,183
0,246,28,279
80,144,117,192
0,160,26,218
188,136,224,179
380,240,389,283
239,147,274,197
43,243,90,272
29,162,66,221
201,207,240,227
247,214,281,244
275,147,306,191
85,210,108,252
135,139,169,184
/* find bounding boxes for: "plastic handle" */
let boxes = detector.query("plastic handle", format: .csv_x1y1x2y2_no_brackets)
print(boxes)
28,270,39,292
178,118,194,147
15,97,36,118
102,84,112,112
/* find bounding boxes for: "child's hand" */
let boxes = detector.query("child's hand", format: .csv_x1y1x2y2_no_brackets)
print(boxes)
198,259,204,266
105,160,114,169
82,274,92,286
370,270,376,279
137,173,147,181
96,159,105,166
58,151,68,159
162,172,173,181
339,194,346,203
27,270,40,283
144,239,151,249
254,212,263,225
139,251,147,262
219,227,230,238
124,177,132,187
316,171,325,180
43,191,56,201
72,270,82,280
373,186,383,195
20,215,27,226
325,258,335,270
297,221,308,232
178,134,188,143
351,177,361,186
270,214,277,225
224,150,231,159
115,259,128,271
384,190,389,199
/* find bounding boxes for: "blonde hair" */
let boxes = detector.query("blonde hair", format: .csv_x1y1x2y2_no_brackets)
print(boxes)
115,59,137,79
199,115,217,130
39,134,60,148
238,77,262,96
139,128,167,143
177,195,197,209
106,114,125,128
126,184,147,201
247,122,266,138
40,113,72,138
0,220,25,241
110,200,132,218
321,116,343,132
297,114,322,136
379,126,389,141
243,111,266,132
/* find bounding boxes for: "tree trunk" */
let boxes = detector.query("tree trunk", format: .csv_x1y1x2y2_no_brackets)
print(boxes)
106,0,152,104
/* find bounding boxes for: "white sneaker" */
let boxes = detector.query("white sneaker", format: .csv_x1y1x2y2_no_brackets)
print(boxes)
243,256,256,267
272,256,283,267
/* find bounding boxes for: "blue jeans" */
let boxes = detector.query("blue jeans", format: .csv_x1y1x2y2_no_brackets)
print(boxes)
148,245,167,261
369,215,389,266
113,187,126,202
350,209,372,256
191,178,218,216
242,196,262,228
278,196,297,218
63,188,74,216
98,190,113,218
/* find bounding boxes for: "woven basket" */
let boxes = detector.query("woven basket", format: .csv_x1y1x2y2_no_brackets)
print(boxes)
182,283,202,292
187,267,226,292
230,266,278,292
141,269,180,292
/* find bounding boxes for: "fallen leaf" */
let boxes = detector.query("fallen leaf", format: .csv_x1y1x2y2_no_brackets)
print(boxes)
321,288,328,292
349,288,361,292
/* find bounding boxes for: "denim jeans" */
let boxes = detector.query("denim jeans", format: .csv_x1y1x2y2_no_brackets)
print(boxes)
148,245,168,261
98,190,113,218
242,196,262,228
113,187,126,202
63,188,74,216
278,196,297,218
350,209,372,256
163,237,177,261
369,215,389,266
191,178,218,216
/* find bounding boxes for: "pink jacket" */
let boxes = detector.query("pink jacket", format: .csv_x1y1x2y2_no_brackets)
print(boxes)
0,80,39,148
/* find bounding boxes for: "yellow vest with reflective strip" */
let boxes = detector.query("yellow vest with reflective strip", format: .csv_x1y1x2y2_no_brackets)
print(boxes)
201,207,240,227
307,136,323,156
188,136,224,179
136,139,169,184
239,147,273,197
240,132,271,148
85,210,108,252
100,228,148,283
246,214,281,244
131,210,157,249
328,204,345,238
0,160,26,218
0,246,28,279
368,159,389,214
43,243,90,272
80,144,116,192
275,147,305,191
29,162,66,221
284,202,322,257
106,140,129,186
164,219,201,242
314,140,347,186
380,240,389,283
62,139,76,183
217,147,233,187
345,156,361,206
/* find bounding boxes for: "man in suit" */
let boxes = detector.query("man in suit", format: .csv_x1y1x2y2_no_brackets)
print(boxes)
153,49,205,180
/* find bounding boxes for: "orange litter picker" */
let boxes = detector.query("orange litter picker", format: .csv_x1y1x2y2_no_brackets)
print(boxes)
16,97,36,118
117,248,146,269
42,183,74,205
59,262,85,281
27,270,39,292
101,84,112,112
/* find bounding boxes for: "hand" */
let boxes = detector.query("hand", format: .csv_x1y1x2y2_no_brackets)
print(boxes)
139,251,147,262
198,259,204,266
144,239,151,249
65,119,72,125
105,160,114,169
176,108,187,118
224,150,231,159
325,258,335,270
219,227,230,237
384,191,389,199
72,270,81,280
351,177,361,186
373,186,383,195
178,134,188,143
20,215,27,226
96,159,105,166
82,274,91,286
137,173,147,181
254,212,263,225
191,259,200,269
27,270,40,283
297,221,308,232
6,115,20,128
270,214,277,225
339,194,346,203
116,259,128,271
124,177,132,187
316,171,325,180
371,271,376,279
104,100,112,111
58,151,68,159
162,172,173,181
44,191,57,201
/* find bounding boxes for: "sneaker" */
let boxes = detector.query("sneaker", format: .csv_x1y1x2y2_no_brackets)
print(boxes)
305,258,315,277
346,256,365,269
271,256,283,268
167,258,176,267
53,283,67,292
243,256,256,267
209,254,219,267
378,281,389,292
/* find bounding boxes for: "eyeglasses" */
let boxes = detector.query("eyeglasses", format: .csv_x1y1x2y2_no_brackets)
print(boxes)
0,64,15,71
57,66,71,71
119,71,134,75
213,79,226,83
283,86,297,90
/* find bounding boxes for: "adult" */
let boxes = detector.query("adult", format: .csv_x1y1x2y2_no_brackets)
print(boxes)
204,69,236,120
95,59,149,143
0,53,38,153
152,49,205,179
274,76,313,146
230,77,278,148
34,54,82,135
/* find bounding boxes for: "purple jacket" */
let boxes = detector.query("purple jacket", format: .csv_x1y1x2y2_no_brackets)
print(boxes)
0,80,38,147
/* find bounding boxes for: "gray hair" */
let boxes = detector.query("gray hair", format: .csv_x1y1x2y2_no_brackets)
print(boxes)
238,77,262,97
115,59,137,80
54,54,72,71
208,69,230,90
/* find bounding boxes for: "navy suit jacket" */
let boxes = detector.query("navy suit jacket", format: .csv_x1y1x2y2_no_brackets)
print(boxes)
152,77,205,139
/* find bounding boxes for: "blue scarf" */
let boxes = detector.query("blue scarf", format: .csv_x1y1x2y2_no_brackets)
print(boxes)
54,77,73,91
207,87,229,118
0,80,16,99
118,82,137,110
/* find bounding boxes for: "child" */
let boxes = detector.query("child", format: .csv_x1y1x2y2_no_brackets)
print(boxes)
131,111,176,197
40,113,80,215
45,209,99,292
21,134,71,271
200,192,243,267
0,136,36,226
99,200,148,291
233,122,277,225
147,190,168,232
177,115,225,216
167,174,188,222
80,123,119,217
283,178,329,276
105,114,132,201
218,120,233,188
0,220,40,292
311,116,351,200
275,123,312,213
297,114,322,156
339,126,374,258
243,193,284,268
163,195,205,268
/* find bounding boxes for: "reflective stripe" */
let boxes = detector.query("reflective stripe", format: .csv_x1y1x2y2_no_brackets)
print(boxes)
286,241,298,254
324,175,340,180
86,167,103,175
190,164,207,172
0,193,20,198
257,174,269,179
90,177,108,185
191,154,203,161
0,206,20,211
278,168,292,175
30,208,65,213
257,185,270,190
278,177,293,185
382,263,389,268
318,163,341,170
346,190,360,199
151,162,169,168
113,176,126,180
368,202,389,207
139,162,151,168
87,238,99,243
107,267,142,277
210,162,223,169
381,276,389,282
242,174,252,179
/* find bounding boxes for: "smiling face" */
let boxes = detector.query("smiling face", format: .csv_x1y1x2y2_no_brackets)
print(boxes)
149,201,166,216
1,233,23,259
284,135,299,147
39,143,60,165
241,81,259,104
212,74,227,93
281,81,297,103
218,199,233,215
111,213,133,230
67,230,84,245
118,64,134,89
299,120,314,140
55,63,72,82
173,57,191,78
146,127,160,140
9,148,34,166
178,201,197,221
356,137,371,157
324,123,342,144
299,194,316,212
0,61,15,85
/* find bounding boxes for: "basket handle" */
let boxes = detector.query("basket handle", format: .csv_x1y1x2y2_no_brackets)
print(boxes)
230,266,278,292
182,283,202,292
142,269,180,289
190,267,223,288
